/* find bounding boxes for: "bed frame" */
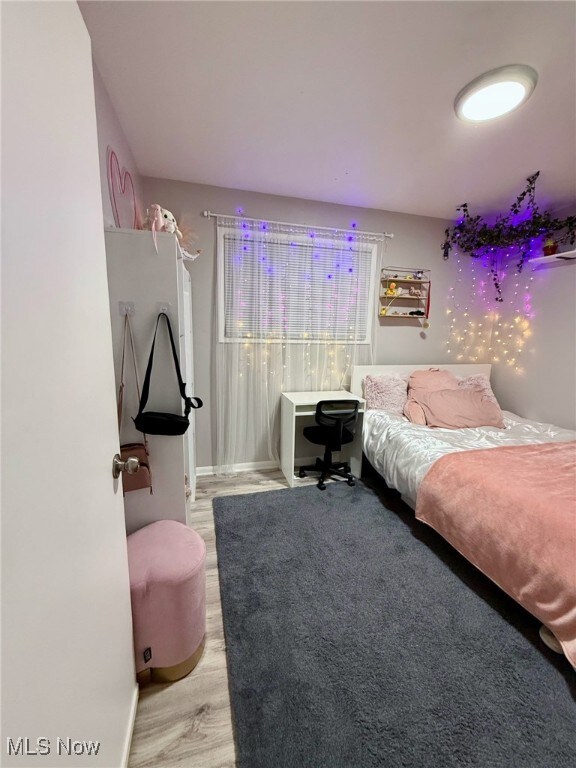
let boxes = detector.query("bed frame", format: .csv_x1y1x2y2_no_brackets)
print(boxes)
350,363,492,398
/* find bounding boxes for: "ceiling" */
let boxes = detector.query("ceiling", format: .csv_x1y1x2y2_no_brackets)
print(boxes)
81,1,576,220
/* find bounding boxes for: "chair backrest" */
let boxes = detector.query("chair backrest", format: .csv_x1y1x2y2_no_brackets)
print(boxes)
315,400,359,437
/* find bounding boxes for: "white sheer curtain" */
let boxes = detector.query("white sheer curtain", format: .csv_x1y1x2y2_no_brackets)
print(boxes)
214,215,382,474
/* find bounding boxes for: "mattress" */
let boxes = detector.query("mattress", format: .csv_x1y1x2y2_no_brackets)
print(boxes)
362,409,576,506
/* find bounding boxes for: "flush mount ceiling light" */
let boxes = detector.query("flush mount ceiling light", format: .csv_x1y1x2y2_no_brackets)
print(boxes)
455,64,538,123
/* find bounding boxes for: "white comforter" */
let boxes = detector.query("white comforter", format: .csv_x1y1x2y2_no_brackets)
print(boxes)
363,409,576,506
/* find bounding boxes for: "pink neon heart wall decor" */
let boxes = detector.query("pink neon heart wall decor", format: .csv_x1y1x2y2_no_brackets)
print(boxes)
107,146,141,229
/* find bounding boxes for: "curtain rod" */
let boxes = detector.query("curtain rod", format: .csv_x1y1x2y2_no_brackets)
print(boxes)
201,210,394,239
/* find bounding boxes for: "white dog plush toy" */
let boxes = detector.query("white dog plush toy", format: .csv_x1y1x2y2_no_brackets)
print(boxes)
145,204,183,253
146,204,182,239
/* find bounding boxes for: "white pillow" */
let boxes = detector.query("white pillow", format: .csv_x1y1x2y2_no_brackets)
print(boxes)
363,374,409,415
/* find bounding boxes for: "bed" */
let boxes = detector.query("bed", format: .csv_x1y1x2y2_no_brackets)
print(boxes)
350,364,576,668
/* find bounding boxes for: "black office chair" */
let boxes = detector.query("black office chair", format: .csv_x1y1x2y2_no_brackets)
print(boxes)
298,400,359,490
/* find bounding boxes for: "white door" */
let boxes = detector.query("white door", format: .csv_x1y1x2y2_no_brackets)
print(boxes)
179,263,198,504
2,4,137,767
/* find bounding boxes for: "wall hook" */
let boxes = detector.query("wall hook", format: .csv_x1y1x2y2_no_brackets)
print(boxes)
119,301,135,316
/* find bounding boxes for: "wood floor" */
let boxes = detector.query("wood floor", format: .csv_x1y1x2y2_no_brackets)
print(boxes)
128,469,306,768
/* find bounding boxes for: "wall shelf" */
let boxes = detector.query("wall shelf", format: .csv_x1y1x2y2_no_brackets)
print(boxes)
530,249,576,269
379,266,430,319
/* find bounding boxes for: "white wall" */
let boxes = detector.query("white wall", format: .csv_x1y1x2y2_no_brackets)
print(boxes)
491,254,576,429
2,3,137,765
142,177,451,467
497,204,576,429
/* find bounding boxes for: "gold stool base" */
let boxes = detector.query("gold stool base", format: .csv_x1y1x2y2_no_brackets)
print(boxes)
137,635,206,685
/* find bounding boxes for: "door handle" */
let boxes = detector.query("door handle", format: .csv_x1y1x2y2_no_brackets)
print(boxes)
112,454,140,479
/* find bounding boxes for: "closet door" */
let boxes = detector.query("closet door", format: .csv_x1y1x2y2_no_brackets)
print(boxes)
105,229,188,535
178,262,197,508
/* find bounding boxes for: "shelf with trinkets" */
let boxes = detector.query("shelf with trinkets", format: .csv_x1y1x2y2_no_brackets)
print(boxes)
379,266,431,319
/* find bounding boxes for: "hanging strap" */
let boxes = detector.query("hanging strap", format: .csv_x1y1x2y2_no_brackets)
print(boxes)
118,315,149,450
137,312,202,418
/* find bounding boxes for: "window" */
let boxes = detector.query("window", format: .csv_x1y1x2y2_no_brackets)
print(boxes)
218,225,378,343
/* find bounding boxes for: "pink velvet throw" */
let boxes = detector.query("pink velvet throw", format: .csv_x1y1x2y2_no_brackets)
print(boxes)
416,441,576,667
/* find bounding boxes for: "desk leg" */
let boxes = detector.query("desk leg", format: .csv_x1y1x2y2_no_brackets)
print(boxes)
349,413,364,479
280,399,296,488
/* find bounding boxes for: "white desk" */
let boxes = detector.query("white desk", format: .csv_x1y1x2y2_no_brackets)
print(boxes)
280,391,366,488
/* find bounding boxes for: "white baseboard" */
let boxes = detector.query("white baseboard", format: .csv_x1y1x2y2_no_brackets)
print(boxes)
197,459,279,476
196,456,338,478
121,684,139,768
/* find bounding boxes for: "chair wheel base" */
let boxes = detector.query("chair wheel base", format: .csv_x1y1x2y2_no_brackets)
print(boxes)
299,453,357,491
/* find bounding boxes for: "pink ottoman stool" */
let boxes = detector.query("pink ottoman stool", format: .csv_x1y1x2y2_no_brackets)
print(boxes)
127,520,206,684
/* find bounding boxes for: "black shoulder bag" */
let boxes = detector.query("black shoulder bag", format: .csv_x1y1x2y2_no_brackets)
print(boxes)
134,313,203,436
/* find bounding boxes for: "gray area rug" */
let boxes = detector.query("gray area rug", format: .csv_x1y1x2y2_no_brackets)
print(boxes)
213,480,576,768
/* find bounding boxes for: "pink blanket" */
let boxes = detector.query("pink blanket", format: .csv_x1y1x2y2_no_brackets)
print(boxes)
416,441,576,667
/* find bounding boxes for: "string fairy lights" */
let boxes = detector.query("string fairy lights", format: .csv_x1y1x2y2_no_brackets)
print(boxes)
442,172,576,375
445,248,539,374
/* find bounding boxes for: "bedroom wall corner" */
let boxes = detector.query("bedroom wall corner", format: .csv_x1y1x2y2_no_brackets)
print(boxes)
91,61,144,228
490,212,576,429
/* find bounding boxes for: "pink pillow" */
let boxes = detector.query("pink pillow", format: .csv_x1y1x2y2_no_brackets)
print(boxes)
363,374,408,414
406,368,459,396
458,373,500,406
404,399,427,425
404,368,459,423
415,388,505,429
